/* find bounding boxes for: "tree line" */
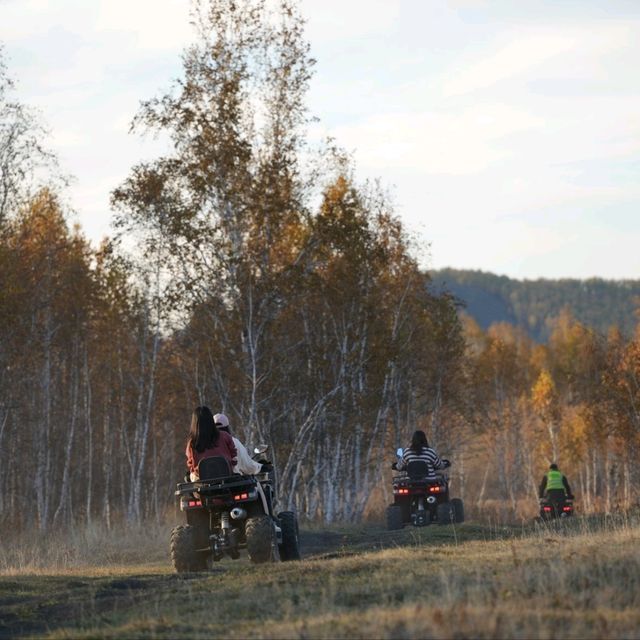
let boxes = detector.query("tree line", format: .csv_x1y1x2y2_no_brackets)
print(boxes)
434,267,640,342
460,311,640,518
1,1,639,535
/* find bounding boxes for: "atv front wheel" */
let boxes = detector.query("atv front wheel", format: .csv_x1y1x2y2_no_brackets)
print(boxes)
170,525,207,572
278,511,301,561
246,515,280,564
451,498,465,523
386,505,404,530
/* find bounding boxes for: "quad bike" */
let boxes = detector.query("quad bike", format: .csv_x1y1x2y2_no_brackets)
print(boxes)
386,448,464,530
171,445,301,572
539,493,574,521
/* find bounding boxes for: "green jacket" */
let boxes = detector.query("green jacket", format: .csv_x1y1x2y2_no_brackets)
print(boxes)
546,469,564,490
539,469,572,498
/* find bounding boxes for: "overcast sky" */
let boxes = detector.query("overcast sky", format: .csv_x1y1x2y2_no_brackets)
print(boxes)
2,0,640,279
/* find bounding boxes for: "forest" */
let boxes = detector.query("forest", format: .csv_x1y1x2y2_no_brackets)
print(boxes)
434,267,640,342
1,0,640,540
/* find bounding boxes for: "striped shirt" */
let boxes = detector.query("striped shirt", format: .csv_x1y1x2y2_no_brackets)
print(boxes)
398,446,444,480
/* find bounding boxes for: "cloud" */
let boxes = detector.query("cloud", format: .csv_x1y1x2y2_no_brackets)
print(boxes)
94,0,192,51
2,0,192,56
442,24,635,97
329,103,543,175
301,0,400,41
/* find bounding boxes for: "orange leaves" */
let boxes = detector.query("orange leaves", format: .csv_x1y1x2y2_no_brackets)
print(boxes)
2,190,94,335
558,404,590,464
531,369,560,422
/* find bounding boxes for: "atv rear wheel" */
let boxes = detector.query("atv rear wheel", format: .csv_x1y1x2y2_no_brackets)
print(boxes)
386,505,404,530
170,525,207,572
246,515,280,564
436,501,455,525
278,511,301,561
451,498,465,523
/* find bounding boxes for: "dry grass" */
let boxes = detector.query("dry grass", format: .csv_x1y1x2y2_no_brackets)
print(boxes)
1,515,640,638
0,521,171,575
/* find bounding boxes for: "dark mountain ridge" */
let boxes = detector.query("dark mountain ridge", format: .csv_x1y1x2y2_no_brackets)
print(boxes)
431,268,640,342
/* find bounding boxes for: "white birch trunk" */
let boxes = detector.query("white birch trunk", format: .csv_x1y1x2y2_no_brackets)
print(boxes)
52,355,80,527
84,348,93,524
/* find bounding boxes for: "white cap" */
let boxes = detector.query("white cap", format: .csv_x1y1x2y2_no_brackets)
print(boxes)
213,413,229,427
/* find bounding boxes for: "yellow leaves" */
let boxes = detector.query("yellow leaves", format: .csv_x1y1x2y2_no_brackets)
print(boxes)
15,189,68,248
531,369,560,422
316,176,367,256
461,312,485,357
559,404,590,463
321,175,350,212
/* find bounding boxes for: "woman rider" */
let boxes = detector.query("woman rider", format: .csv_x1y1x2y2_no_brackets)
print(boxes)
396,430,448,480
186,406,237,481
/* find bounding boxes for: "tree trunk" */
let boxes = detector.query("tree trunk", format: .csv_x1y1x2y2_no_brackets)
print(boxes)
52,354,80,527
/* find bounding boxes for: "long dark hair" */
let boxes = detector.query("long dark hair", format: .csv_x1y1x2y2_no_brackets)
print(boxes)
188,406,219,452
410,430,429,453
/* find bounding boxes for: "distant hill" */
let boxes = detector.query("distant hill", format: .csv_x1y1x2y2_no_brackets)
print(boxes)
430,268,640,342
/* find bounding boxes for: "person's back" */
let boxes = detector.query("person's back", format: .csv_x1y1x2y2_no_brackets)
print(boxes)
213,412,273,513
213,412,264,476
186,406,237,480
397,430,445,481
539,463,573,505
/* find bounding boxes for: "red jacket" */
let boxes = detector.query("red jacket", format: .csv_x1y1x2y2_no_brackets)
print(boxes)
186,430,237,474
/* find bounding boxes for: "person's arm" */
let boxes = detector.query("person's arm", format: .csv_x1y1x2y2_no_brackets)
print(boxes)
431,449,444,469
226,433,238,469
539,475,547,499
233,438,262,475
397,449,409,470
185,442,195,473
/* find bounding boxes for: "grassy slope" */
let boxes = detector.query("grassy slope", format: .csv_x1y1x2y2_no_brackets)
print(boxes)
1,518,639,639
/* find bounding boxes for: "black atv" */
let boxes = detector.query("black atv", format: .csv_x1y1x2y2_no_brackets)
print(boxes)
539,494,574,521
171,445,301,571
386,448,464,530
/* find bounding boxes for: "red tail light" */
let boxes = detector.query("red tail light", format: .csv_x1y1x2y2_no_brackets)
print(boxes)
562,506,572,511
188,500,202,507
429,486,441,493
233,492,249,501
543,506,552,512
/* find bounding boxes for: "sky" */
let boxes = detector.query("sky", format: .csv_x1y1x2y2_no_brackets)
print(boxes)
2,0,640,280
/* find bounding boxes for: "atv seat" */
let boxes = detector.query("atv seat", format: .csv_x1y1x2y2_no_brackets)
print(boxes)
406,460,430,480
198,456,232,481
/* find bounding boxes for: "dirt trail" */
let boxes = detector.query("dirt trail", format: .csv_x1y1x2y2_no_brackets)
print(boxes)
299,521,497,558
0,522,504,639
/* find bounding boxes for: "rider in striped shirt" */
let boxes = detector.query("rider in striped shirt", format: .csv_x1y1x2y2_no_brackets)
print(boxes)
397,430,448,480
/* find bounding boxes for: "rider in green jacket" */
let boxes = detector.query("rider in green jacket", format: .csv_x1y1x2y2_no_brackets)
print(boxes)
539,463,574,504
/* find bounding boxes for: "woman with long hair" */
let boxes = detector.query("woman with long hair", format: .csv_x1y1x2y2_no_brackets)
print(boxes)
397,429,447,480
186,406,237,480
410,430,430,452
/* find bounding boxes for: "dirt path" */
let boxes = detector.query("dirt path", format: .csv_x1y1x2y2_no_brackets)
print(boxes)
299,520,497,558
0,521,508,639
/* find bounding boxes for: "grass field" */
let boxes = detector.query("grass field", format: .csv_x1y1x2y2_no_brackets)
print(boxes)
1,516,639,639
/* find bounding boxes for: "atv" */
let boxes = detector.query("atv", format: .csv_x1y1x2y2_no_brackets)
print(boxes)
539,494,574,521
386,448,464,530
170,445,301,571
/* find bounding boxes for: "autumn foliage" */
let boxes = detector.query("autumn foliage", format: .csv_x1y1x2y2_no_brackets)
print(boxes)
1,1,639,535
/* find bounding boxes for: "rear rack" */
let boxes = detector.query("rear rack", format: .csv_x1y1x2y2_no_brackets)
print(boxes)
175,476,257,496
393,474,447,484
